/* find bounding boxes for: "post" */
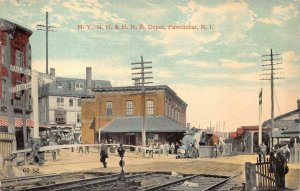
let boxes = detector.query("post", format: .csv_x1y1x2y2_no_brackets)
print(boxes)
270,49,274,150
245,162,257,191
22,87,27,148
31,70,39,139
141,56,146,149
46,12,48,74
259,89,262,145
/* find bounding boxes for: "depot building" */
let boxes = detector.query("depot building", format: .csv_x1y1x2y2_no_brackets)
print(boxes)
81,85,188,146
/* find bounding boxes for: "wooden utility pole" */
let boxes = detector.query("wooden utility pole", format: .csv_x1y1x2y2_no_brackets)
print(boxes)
37,12,56,74
131,56,153,151
261,49,284,149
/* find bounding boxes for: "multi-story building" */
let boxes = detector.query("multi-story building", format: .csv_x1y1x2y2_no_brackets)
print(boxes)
0,18,33,148
81,85,188,145
39,67,111,143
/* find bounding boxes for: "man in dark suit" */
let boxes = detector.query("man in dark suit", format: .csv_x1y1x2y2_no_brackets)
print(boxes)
100,143,108,168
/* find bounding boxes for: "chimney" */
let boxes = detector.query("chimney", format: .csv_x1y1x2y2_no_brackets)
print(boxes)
86,67,92,90
50,68,55,77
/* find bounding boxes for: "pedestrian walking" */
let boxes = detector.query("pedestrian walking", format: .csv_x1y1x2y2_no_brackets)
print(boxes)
78,145,84,153
214,144,218,158
100,143,108,168
175,142,179,154
191,144,197,159
164,142,170,156
187,143,193,158
84,141,89,154
170,142,175,155
219,143,224,157
159,143,164,156
210,145,214,159
259,142,267,162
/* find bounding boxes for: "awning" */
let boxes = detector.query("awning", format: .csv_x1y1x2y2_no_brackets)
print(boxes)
0,116,48,128
101,116,186,133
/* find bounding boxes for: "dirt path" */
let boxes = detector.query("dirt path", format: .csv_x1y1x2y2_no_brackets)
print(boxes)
6,148,300,190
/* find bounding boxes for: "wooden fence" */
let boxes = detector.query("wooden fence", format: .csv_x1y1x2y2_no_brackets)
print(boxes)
255,157,277,190
0,132,14,171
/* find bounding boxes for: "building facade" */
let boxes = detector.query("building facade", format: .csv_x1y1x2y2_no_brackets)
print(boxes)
81,85,188,145
39,67,111,143
0,18,33,149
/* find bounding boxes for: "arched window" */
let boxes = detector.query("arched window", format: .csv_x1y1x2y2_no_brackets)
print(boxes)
126,100,133,116
146,100,154,115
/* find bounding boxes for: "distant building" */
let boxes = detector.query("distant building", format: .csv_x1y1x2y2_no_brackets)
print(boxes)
39,67,111,143
227,126,269,153
0,18,33,148
81,85,187,145
262,99,300,147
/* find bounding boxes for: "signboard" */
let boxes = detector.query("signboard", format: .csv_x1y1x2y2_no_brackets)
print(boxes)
38,72,55,81
8,82,31,93
10,65,31,75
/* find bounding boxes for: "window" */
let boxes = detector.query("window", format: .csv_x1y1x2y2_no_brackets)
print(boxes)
1,46,5,66
1,79,6,99
165,101,168,116
57,81,63,89
56,97,64,106
15,50,24,67
126,100,133,116
55,109,66,124
168,103,171,117
106,101,112,116
75,83,84,90
77,113,81,123
77,99,81,107
69,98,73,106
146,100,154,115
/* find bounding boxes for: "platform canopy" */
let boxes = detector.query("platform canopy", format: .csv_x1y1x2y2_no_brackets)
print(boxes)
101,116,186,133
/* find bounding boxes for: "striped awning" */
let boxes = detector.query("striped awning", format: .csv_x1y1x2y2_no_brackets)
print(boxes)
0,116,48,128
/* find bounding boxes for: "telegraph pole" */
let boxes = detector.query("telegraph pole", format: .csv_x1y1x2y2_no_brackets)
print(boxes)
131,56,153,152
36,12,56,74
260,49,284,149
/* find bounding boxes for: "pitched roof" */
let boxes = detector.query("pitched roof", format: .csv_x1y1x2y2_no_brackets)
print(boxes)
39,77,111,97
101,116,186,133
262,109,299,127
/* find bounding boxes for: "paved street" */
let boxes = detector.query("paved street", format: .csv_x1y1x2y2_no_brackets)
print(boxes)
6,148,300,190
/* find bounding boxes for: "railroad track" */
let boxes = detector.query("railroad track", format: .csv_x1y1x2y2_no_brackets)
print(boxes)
1,172,239,191
141,174,231,191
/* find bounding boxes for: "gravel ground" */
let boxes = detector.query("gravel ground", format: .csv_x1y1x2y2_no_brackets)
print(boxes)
4,148,300,190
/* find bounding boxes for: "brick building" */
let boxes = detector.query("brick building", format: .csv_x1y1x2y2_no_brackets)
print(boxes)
81,85,188,145
0,18,33,149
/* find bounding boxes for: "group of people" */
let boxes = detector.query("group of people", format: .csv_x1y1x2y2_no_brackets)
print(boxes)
153,142,178,156
209,143,224,158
